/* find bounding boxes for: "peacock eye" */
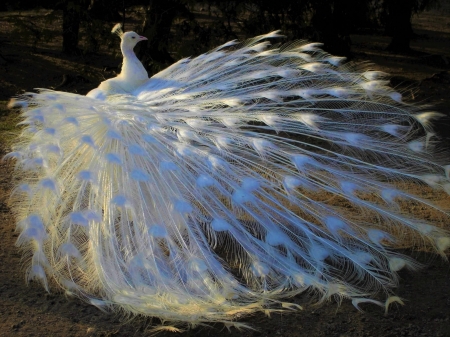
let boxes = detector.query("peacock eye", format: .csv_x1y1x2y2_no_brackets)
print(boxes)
132,36,135,39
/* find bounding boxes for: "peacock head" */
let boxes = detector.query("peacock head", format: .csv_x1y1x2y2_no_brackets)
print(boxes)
122,31,148,49
112,23,147,50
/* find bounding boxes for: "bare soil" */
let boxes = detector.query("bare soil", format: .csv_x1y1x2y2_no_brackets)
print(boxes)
1,5,450,337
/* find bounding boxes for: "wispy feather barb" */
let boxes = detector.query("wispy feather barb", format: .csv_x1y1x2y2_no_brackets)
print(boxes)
6,30,450,330
111,23,124,38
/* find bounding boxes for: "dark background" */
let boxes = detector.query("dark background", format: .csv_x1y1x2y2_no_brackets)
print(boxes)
0,0,448,79
0,1,450,336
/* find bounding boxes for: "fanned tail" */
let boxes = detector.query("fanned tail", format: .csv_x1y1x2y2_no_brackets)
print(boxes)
7,32,450,328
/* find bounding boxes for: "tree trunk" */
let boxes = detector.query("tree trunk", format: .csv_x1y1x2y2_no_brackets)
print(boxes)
87,0,122,21
311,0,351,56
138,0,183,75
62,1,83,54
386,0,414,52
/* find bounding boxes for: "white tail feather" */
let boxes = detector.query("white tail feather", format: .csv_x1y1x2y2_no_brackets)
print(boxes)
6,31,450,329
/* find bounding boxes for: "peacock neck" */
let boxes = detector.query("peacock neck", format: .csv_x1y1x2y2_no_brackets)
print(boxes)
119,43,149,83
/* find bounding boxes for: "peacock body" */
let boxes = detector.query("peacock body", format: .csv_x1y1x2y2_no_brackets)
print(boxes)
6,25,450,329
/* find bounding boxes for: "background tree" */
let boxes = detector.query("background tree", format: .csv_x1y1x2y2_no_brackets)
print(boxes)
61,0,90,54
383,0,440,52
310,0,377,55
2,0,443,61
138,0,193,74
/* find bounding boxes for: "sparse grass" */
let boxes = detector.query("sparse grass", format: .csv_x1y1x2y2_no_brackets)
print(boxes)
0,101,21,150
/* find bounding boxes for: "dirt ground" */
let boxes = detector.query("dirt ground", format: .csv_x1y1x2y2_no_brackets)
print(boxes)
1,5,450,337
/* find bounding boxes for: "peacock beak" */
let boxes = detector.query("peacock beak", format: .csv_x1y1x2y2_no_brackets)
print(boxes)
139,36,148,41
